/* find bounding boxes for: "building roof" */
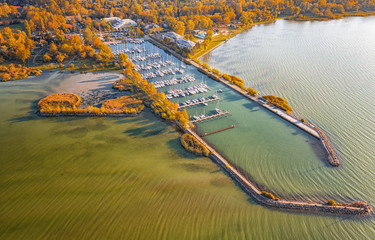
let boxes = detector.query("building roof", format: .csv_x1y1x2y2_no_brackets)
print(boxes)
113,19,137,29
176,39,196,49
145,23,161,29
163,32,184,41
104,17,121,23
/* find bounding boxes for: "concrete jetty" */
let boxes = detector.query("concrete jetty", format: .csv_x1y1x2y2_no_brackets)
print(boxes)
200,125,235,137
178,96,219,109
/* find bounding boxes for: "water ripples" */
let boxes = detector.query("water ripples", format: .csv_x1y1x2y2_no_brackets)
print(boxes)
201,16,375,238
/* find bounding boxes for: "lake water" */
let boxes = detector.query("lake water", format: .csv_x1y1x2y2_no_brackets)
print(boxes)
1,17,375,239
201,16,375,238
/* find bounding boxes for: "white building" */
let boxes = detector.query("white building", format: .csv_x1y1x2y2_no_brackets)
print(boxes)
103,17,137,30
113,19,137,30
104,17,121,24
162,32,196,50
176,39,196,50
162,32,184,42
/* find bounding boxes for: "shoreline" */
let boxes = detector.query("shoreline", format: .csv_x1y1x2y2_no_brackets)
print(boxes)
146,38,370,215
196,14,375,59
196,40,226,59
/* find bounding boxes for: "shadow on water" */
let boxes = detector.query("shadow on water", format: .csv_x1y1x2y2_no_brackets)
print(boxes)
114,110,158,126
222,95,241,103
165,138,197,160
51,120,110,138
8,99,42,123
242,102,260,112
79,75,120,83
81,82,117,92
123,121,167,137
308,139,332,167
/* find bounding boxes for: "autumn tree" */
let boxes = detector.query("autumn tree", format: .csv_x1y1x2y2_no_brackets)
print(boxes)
24,20,32,38
83,27,93,45
247,88,257,96
0,27,35,63
205,30,213,41
43,53,52,62
15,44,30,63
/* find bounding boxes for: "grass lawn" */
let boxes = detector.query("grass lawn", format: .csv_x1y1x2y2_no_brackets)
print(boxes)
0,23,25,31
191,34,229,59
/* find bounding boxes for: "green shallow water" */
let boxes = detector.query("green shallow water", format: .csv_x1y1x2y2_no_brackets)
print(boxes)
1,72,352,240
0,72,255,239
1,16,375,238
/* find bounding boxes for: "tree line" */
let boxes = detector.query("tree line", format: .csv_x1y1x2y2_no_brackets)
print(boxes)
3,0,374,38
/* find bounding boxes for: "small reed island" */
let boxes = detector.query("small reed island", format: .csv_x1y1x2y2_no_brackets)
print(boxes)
38,93,144,116
180,133,210,157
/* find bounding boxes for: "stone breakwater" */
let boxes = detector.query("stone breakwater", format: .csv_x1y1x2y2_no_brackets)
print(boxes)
150,38,370,215
177,123,370,216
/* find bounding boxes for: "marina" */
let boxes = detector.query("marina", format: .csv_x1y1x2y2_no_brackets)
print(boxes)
108,36,372,217
144,37,372,215
165,84,209,99
152,75,195,89
178,95,219,109
114,38,342,173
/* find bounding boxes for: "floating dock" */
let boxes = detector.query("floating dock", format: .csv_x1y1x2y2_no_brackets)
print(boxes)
178,97,219,109
166,87,209,99
200,125,235,137
191,110,230,123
